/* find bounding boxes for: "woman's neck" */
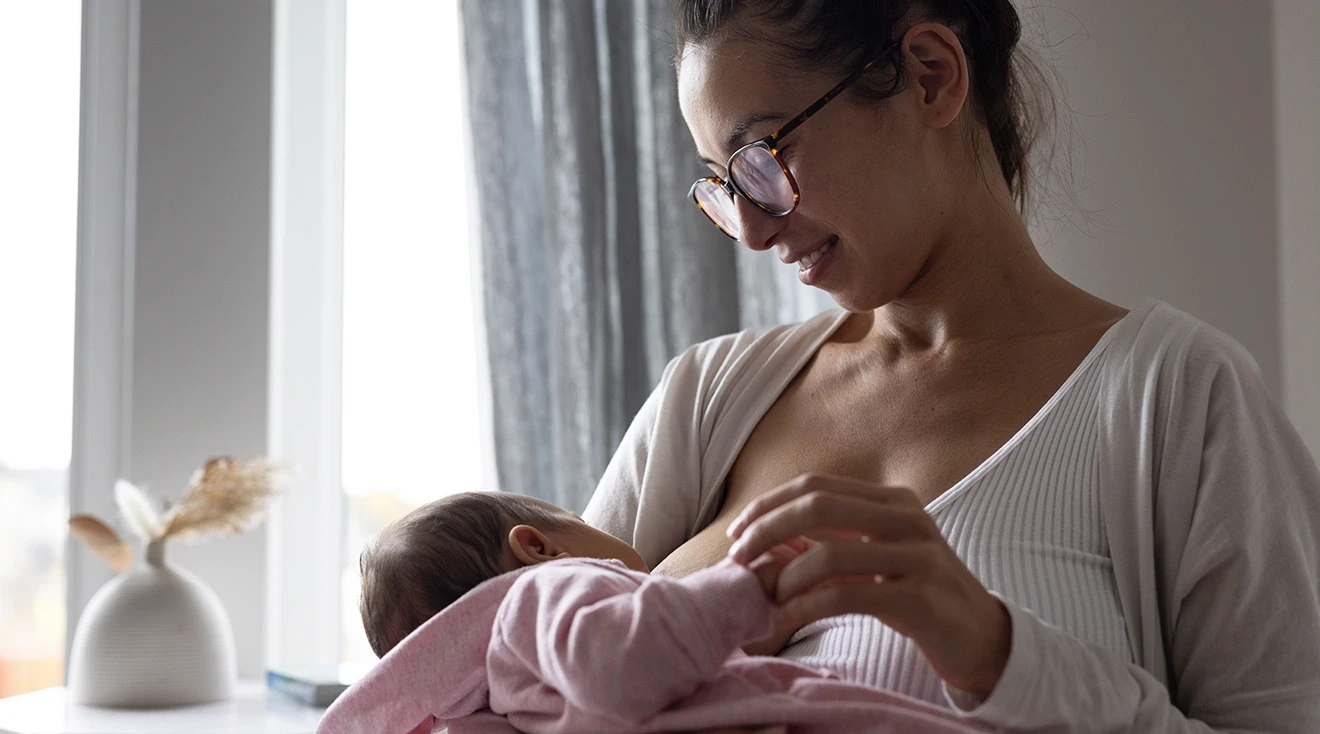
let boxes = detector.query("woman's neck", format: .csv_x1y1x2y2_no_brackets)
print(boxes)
868,180,1104,354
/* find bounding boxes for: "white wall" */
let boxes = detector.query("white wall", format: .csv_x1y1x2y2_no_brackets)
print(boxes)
1025,0,1283,395
1275,0,1320,458
129,0,273,679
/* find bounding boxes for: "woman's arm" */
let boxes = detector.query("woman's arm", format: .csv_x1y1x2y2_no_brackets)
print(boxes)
955,322,1320,733
943,355,1320,734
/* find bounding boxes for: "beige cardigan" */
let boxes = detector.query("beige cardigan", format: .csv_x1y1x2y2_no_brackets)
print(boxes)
584,299,1320,732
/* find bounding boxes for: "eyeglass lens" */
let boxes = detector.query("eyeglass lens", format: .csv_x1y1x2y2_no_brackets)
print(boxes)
693,146,795,238
729,146,794,215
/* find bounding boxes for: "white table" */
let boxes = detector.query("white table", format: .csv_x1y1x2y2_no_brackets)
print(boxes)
0,680,326,734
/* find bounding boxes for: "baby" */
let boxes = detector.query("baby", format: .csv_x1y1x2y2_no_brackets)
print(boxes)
319,492,988,734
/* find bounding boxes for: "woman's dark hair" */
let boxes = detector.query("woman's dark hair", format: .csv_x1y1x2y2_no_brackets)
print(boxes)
674,0,1055,214
358,492,574,658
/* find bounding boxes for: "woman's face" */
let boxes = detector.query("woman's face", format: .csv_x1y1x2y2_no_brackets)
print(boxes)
678,25,973,312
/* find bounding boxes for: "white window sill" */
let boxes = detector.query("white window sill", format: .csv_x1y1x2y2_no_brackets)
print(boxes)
0,680,325,734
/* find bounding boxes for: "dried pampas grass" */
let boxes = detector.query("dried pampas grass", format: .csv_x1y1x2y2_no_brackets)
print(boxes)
157,457,287,542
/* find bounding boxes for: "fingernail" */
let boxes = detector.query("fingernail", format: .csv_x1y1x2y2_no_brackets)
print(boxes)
728,539,746,562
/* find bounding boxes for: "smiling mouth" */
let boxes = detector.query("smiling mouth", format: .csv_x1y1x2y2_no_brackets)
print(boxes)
798,236,837,272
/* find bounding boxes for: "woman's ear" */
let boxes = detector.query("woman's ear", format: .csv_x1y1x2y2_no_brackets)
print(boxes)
901,22,970,130
508,525,569,567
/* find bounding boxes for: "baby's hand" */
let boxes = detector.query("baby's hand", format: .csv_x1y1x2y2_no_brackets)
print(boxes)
743,537,814,655
747,536,813,598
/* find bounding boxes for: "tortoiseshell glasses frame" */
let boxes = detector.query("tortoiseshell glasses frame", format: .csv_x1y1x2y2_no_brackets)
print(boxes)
688,42,901,239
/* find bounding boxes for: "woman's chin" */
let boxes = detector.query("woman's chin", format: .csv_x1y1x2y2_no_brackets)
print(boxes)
826,288,887,314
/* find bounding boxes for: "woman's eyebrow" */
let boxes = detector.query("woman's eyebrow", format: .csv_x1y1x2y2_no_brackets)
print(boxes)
698,111,791,167
724,111,789,150
697,153,723,168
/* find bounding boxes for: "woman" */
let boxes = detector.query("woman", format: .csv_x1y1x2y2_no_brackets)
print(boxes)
584,0,1320,731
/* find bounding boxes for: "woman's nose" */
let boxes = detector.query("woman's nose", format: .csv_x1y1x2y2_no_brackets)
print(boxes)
733,196,783,252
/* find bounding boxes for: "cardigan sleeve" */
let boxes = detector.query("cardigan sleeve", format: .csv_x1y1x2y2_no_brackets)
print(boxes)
581,345,710,569
583,325,770,569
945,320,1320,733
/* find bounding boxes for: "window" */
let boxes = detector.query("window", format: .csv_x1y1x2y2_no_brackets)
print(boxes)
339,0,484,668
0,2,82,698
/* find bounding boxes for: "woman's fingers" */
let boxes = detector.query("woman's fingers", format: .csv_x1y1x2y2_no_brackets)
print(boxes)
776,576,913,630
774,539,929,603
727,473,919,539
728,491,933,564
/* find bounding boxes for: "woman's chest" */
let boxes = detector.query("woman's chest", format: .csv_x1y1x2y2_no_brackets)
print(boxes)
722,347,1075,516
652,321,1116,576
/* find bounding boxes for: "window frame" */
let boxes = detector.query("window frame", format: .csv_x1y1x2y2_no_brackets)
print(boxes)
72,0,494,676
265,0,348,672
68,0,140,664
70,0,348,676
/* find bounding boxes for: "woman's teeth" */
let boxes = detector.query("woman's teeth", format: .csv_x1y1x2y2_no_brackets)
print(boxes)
800,237,836,271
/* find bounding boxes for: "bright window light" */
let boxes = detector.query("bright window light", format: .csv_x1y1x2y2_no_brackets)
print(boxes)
339,0,484,667
0,2,81,698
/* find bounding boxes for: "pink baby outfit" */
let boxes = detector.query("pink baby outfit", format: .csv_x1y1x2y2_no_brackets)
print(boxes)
318,558,992,734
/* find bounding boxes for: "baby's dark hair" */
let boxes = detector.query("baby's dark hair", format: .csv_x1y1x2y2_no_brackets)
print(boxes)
358,491,574,658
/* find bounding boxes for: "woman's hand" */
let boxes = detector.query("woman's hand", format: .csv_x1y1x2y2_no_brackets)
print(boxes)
726,474,1012,699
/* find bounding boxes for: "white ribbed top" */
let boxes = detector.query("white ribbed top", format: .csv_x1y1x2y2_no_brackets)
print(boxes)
778,323,1134,706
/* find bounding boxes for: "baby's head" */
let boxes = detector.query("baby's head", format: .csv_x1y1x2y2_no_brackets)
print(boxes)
359,491,647,657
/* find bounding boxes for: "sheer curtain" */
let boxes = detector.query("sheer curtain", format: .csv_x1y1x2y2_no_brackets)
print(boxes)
460,0,832,510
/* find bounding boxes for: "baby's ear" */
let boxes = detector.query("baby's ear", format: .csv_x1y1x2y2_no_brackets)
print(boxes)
508,525,568,566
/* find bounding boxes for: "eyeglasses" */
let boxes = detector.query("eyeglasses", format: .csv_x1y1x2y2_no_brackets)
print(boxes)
688,43,900,241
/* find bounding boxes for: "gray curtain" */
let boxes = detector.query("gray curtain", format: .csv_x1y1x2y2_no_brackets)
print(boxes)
461,0,833,511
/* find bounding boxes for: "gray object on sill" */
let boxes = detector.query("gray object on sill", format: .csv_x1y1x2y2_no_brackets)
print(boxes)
265,668,352,708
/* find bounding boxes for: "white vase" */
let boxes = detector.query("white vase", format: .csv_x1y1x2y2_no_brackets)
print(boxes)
67,539,237,707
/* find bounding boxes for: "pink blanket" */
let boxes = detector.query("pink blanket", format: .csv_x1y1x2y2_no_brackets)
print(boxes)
318,558,990,734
